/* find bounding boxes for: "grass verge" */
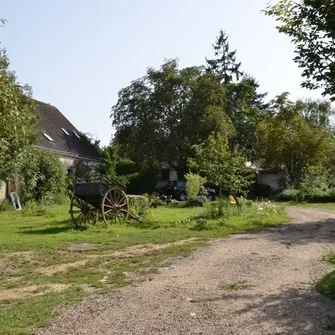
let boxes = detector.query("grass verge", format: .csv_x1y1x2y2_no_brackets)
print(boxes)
275,201,335,211
316,253,335,300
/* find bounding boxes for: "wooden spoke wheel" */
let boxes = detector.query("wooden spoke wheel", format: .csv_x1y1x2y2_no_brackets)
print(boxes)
70,196,98,229
101,187,129,225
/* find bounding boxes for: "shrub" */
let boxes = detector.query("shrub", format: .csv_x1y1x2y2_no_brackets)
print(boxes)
0,200,13,212
191,218,208,230
238,197,253,207
204,197,228,218
149,194,165,208
185,196,207,208
18,148,67,204
185,173,206,197
276,189,302,202
129,195,153,220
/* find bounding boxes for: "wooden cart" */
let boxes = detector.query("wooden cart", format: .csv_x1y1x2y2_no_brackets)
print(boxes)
69,175,131,229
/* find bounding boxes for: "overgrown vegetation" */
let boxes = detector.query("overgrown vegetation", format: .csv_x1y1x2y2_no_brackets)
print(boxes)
185,173,206,197
18,148,67,204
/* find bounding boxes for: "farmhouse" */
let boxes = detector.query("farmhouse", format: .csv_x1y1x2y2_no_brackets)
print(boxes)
0,100,100,202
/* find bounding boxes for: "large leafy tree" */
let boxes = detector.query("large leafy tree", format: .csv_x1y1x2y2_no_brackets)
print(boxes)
188,133,256,198
206,29,243,83
111,59,234,176
265,0,335,100
256,94,334,186
0,48,37,180
298,98,334,127
224,76,269,159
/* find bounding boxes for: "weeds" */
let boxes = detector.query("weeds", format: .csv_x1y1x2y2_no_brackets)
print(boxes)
219,281,252,290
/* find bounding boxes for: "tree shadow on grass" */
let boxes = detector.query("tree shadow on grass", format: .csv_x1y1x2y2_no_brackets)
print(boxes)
19,220,75,235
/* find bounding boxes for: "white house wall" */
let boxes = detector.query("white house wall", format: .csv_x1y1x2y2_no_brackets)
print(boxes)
0,181,6,202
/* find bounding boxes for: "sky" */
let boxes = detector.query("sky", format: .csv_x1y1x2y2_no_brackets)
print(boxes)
0,0,325,146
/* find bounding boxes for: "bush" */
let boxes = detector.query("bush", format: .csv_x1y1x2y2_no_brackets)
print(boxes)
238,197,253,207
276,189,302,202
185,173,206,197
191,218,208,230
185,196,207,208
277,187,335,203
129,195,153,220
18,148,67,204
204,197,228,218
149,194,165,208
0,200,13,212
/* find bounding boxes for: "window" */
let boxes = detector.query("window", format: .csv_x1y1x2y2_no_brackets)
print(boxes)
43,133,54,142
61,128,69,135
73,131,80,138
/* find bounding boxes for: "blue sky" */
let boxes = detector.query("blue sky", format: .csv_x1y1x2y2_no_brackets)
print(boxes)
1,0,324,146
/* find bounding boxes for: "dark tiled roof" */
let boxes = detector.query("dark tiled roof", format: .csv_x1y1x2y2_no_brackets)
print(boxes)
34,100,100,161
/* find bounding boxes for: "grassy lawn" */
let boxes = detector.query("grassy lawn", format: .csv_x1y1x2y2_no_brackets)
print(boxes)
0,202,289,334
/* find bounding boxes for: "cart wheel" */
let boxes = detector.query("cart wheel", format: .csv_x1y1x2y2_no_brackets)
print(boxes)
101,187,129,225
70,196,98,228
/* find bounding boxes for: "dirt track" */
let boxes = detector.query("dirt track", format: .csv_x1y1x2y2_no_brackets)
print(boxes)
34,207,335,335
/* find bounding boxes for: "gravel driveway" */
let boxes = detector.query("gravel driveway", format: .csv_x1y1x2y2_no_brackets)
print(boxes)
34,207,335,335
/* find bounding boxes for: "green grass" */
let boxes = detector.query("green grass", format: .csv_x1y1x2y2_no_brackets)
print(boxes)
316,252,335,300
0,202,289,334
275,201,335,211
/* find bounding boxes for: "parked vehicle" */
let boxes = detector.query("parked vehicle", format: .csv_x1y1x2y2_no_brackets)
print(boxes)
163,180,216,201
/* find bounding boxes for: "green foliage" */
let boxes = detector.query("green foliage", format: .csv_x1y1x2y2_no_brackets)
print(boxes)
185,196,207,208
0,49,38,180
300,164,335,193
206,29,243,83
189,133,256,196
192,218,208,231
224,77,269,160
277,189,302,202
129,195,153,220
185,173,206,197
111,59,234,175
277,164,335,202
97,145,138,186
265,0,335,100
18,148,67,204
316,271,335,300
204,197,228,219
256,94,334,186
299,98,335,128
0,200,13,212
